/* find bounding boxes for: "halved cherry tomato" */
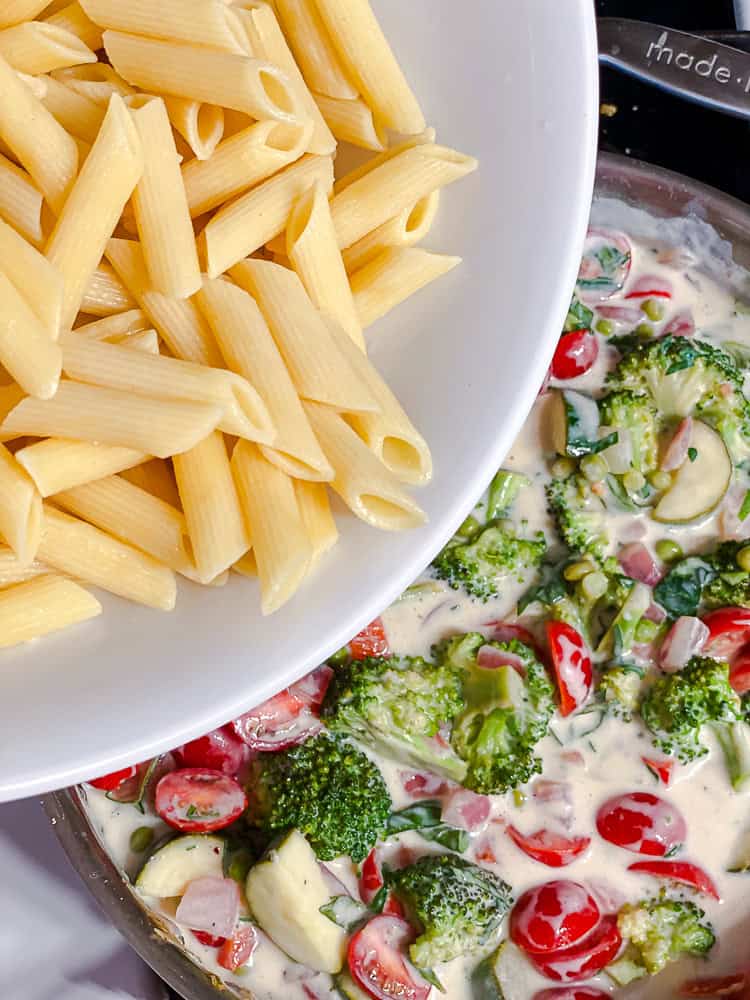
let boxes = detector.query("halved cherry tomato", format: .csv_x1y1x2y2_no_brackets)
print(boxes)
174,726,246,776
231,667,331,751
506,827,591,868
360,849,384,906
348,915,431,1000
217,924,258,972
534,989,611,1000
624,274,673,299
551,330,599,381
484,621,547,664
349,618,390,660
192,930,225,948
641,756,674,786
596,791,686,857
382,894,405,918
703,608,750,662
546,622,592,716
680,973,747,996
155,768,247,833
527,915,622,983
627,860,720,900
510,880,600,955
730,652,750,695
88,765,137,791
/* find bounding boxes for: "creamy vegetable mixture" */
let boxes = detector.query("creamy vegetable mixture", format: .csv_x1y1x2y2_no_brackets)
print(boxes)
84,214,750,1000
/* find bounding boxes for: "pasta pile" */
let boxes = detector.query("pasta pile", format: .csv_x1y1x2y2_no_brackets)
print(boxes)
0,0,477,647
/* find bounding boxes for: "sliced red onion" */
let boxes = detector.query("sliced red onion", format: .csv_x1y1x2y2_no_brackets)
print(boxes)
318,862,354,899
399,770,450,799
532,780,572,805
618,542,662,586
477,644,526,673
596,304,643,324
644,602,667,624
625,274,673,299
659,616,710,673
720,485,750,541
663,310,695,337
661,417,693,472
441,788,491,832
560,750,586,767
175,877,240,939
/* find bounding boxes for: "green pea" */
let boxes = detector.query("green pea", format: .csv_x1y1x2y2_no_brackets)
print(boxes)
564,560,595,582
649,470,673,492
737,546,750,573
328,646,349,667
456,514,480,539
635,322,654,338
130,826,154,853
551,457,576,479
635,619,659,643
513,789,526,808
641,298,665,322
581,454,608,483
655,539,683,563
595,319,614,336
623,469,646,494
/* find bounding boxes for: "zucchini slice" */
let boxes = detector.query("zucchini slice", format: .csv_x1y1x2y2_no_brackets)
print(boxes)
135,834,224,897
335,971,371,1000
551,389,617,458
471,940,539,1000
653,420,731,523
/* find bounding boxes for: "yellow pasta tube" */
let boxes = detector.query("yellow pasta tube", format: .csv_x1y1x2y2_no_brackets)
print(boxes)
333,129,435,196
274,0,357,100
163,97,224,163
287,181,363,349
80,0,246,52
74,309,148,341
231,440,311,614
80,261,137,316
2,381,222,458
0,271,61,398
51,62,134,104
110,328,158,353
200,154,333,277
0,546,47,588
39,72,106,143
304,400,425,531
0,217,63,339
314,93,385,151
15,438,148,497
0,442,41,563
0,0,50,29
314,0,425,134
182,119,311,218
45,94,143,330
0,22,96,75
119,458,180,508
128,96,201,299
173,431,250,582
0,152,43,246
294,479,337,566
45,2,103,51
351,247,461,329
39,503,177,609
197,276,332,481
0,574,101,648
342,191,440,274
0,53,78,214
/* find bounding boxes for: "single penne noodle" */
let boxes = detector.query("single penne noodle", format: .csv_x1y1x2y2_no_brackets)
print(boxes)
0,53,77,214
45,94,143,330
39,503,176,609
0,0,50,29
52,62,134,104
0,271,62,398
0,152,43,246
230,259,378,414
0,546,47,587
314,93,385,151
127,96,201,300
80,261,137,316
182,119,312,218
0,217,63,339
324,315,432,485
333,128,435,196
163,96,224,163
304,400,426,531
314,0,425,134
2,381,222,458
39,72,106,143
74,308,148,341
103,30,303,123
0,442,42,563
15,70,48,100
0,22,96,75
54,474,196,575
45,2,103,51
117,328,159,353
232,549,257,578
294,479,337,566
60,331,275,444
352,247,461,329
197,276,332,481
287,181,363,349
200,154,334,276
274,0,357,100
330,143,478,249
0,384,24,422
106,238,223,366
15,438,148,496
80,0,246,53
173,430,250,582
119,457,180,508
342,190,440,274
231,440,311,614
0,574,101,648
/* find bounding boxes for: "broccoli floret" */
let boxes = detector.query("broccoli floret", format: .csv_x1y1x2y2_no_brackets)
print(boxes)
546,474,608,560
434,633,555,794
599,665,644,719
247,732,391,862
386,855,512,967
703,541,750,609
613,896,715,979
322,655,467,783
432,522,546,601
598,389,660,475
641,656,742,763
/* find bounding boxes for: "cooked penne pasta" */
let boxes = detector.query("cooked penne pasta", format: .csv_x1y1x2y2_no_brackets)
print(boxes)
200,154,334,276
333,129,435,195
163,96,224,163
0,21,96,75
45,94,143,330
0,574,101,648
104,30,303,124
182,119,311,218
15,438,148,496
0,216,63,339
351,247,461,329
294,479,337,566
80,262,137,316
39,503,176,609
342,190,440,274
0,546,47,587
1,381,222,458
197,276,332,481
230,259,377,414
330,143,478,249
0,0,50,29
80,0,246,52
116,328,158,353
274,0,357,100
119,458,180,508
52,62,134,104
314,92,385,151
232,549,257,578
231,440,311,614
60,331,275,444
304,400,426,530
286,181,363,349
45,2,103,51
0,53,78,214
314,0,425,135
105,238,223,367
0,152,43,246
173,431,250,582
128,96,201,299
0,271,61,398
39,72,105,143
74,309,148,341
0,442,41,563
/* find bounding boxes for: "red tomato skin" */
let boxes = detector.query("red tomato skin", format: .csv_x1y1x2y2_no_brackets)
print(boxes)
534,989,611,1000
155,768,247,833
510,880,600,955
641,756,675,786
703,607,750,662
217,925,258,972
506,826,592,867
551,330,599,380
349,618,390,660
348,915,430,1000
360,849,384,905
627,860,720,900
192,930,226,948
88,765,137,791
545,622,592,716
231,689,321,751
596,791,687,857
679,973,747,996
730,653,750,695
174,726,246,776
527,915,622,983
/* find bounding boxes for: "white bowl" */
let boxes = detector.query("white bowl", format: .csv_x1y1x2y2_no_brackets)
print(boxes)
0,0,599,801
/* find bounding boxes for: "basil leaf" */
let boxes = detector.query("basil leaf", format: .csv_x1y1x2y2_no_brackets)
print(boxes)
518,561,568,614
653,557,716,619
319,895,369,932
385,801,468,852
